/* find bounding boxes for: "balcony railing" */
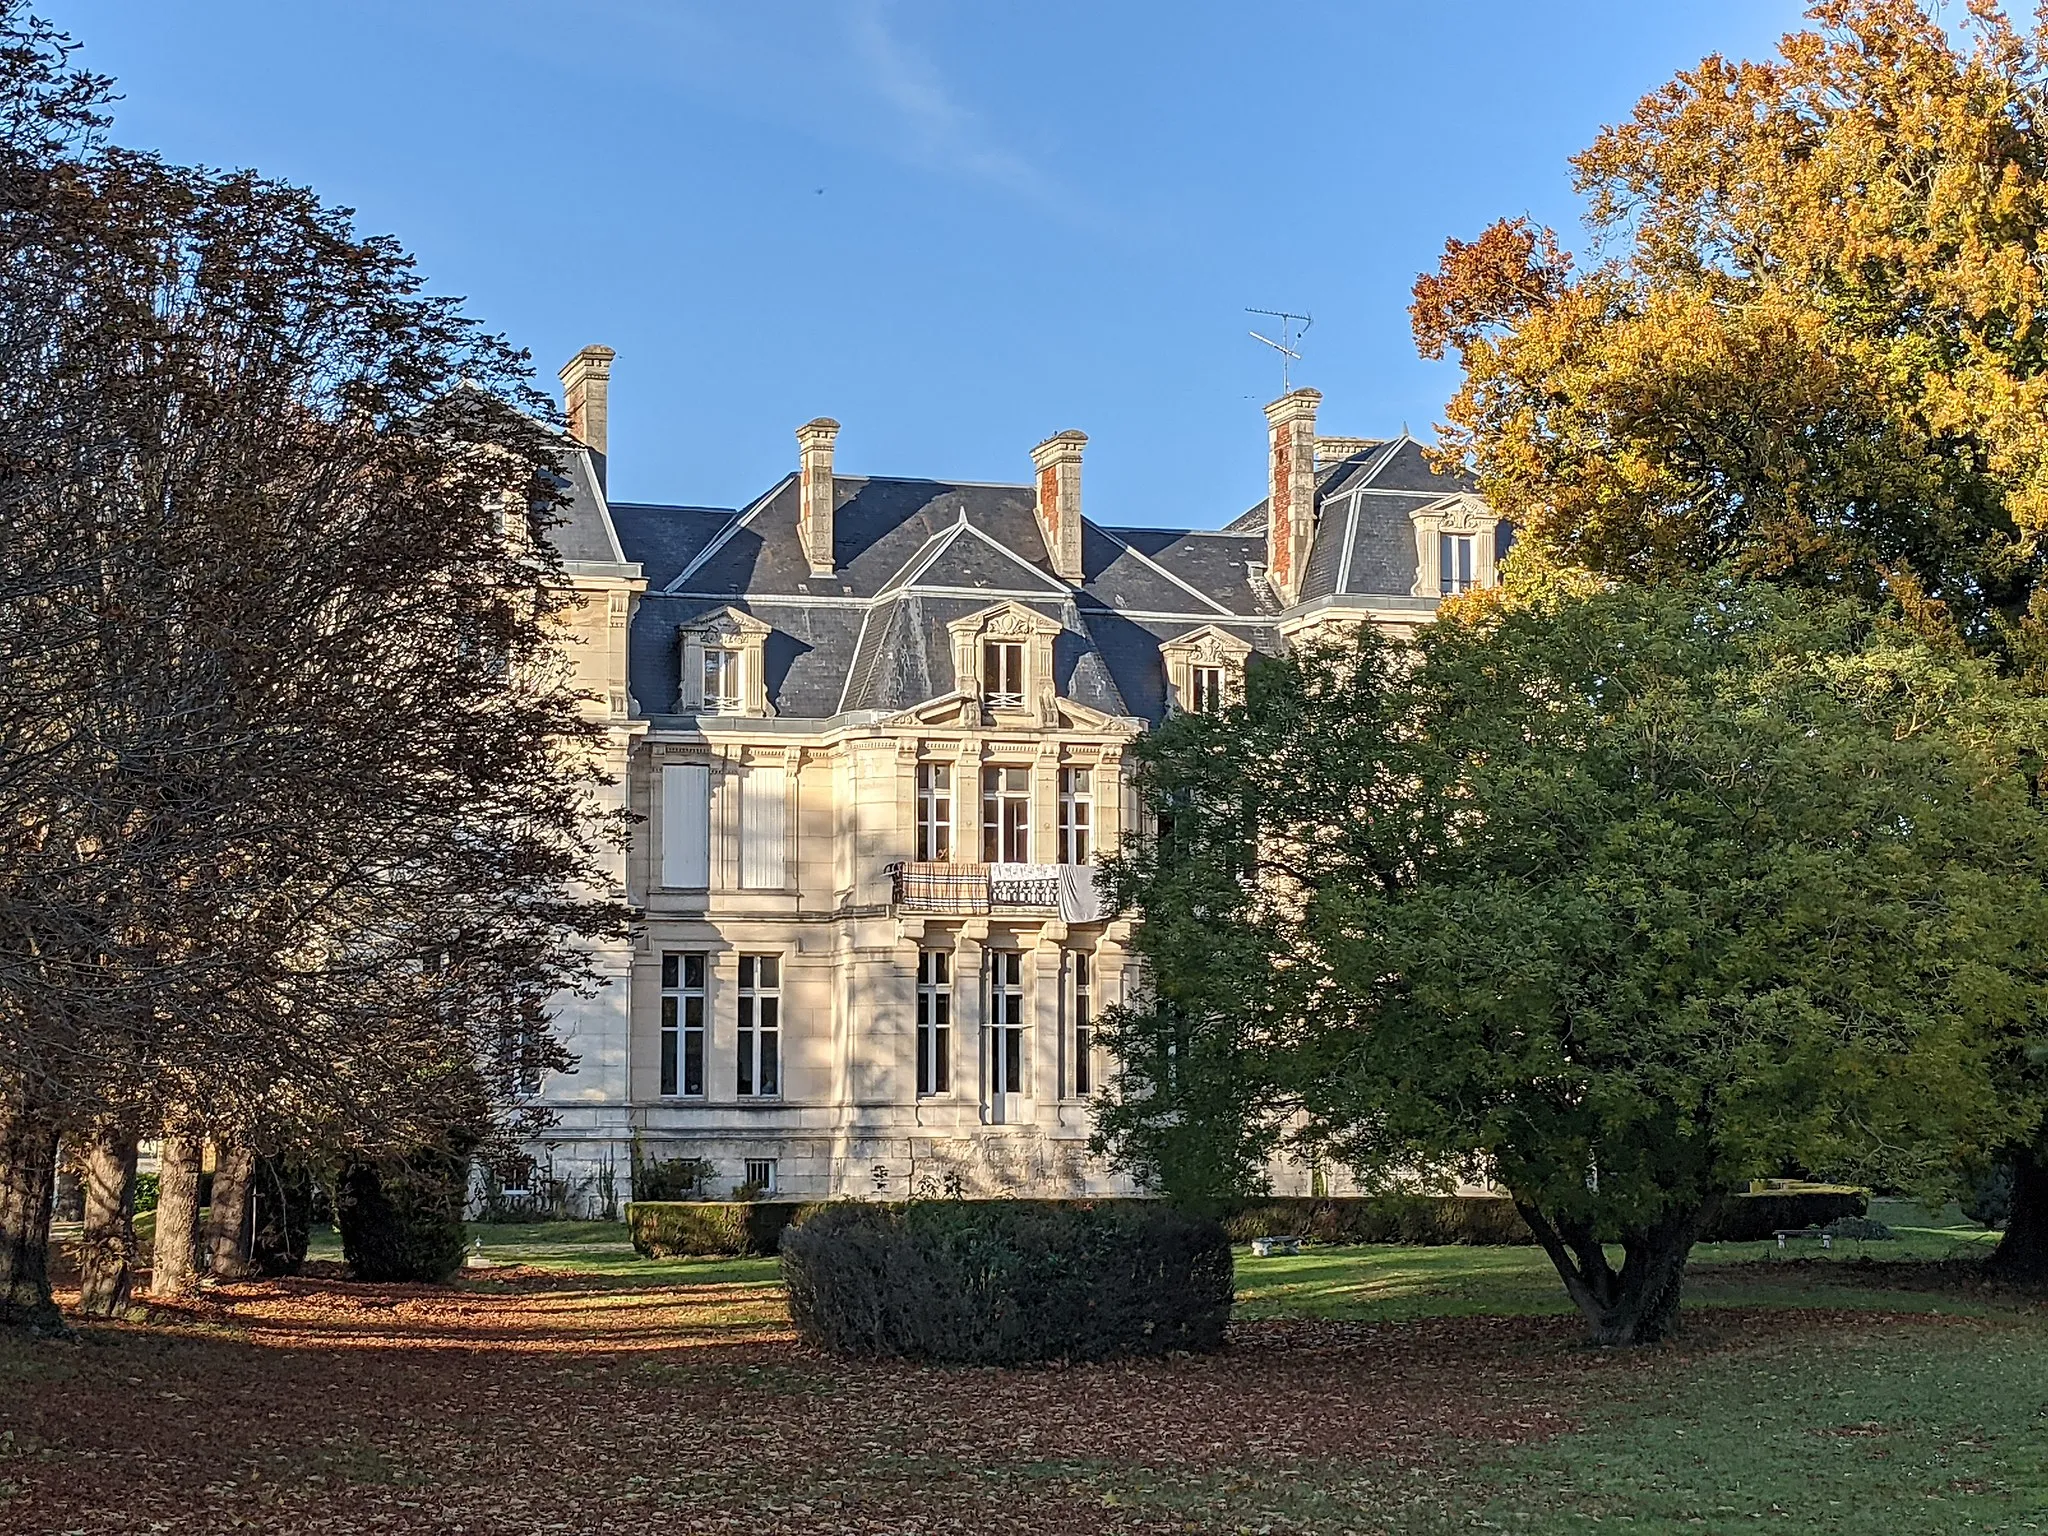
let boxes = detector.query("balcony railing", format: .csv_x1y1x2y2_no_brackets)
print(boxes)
887,861,1106,921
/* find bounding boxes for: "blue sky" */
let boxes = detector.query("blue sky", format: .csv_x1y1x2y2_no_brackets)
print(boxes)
73,1,1799,526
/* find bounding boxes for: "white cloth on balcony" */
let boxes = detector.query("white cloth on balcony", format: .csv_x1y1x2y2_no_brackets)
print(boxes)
1057,863,1109,924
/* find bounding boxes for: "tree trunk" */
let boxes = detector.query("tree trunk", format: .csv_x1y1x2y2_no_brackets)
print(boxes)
76,1132,140,1318
203,1145,258,1281
1517,1196,1715,1346
0,1093,64,1332
1987,1144,2048,1283
149,1131,204,1298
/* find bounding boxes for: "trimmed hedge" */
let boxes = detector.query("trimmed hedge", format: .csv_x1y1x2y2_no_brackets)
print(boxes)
627,1200,829,1258
627,1189,1873,1259
780,1200,1233,1363
1227,1189,1867,1246
1707,1188,1867,1241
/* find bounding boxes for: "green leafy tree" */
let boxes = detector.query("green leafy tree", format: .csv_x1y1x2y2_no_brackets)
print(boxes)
1097,581,2048,1343
1410,0,2048,1277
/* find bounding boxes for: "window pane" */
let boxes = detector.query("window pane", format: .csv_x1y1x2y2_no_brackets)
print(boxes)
739,955,755,989
660,996,678,1030
759,955,779,989
760,1030,779,1095
660,1032,678,1096
661,953,679,989
683,1032,703,1096
684,954,705,990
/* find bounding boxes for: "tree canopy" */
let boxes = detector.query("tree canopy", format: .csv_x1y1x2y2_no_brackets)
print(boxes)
1412,0,2048,659
1098,580,2048,1342
0,6,624,1325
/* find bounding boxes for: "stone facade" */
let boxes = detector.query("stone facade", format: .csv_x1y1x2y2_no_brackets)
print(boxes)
517,353,1506,1210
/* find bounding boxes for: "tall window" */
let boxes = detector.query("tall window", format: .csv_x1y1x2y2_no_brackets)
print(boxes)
982,640,1025,709
737,954,780,1097
702,648,742,712
1439,533,1475,596
1191,665,1226,714
982,765,1031,862
1058,767,1092,865
1071,951,1094,1097
659,952,706,1097
915,762,952,862
917,950,951,1096
987,950,1025,1102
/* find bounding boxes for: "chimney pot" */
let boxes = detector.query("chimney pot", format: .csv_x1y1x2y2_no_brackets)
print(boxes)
559,344,616,487
1029,430,1087,583
796,418,841,577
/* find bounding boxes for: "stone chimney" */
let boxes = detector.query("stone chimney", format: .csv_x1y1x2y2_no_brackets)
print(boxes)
559,345,615,488
1029,430,1087,583
1264,387,1321,607
796,418,841,577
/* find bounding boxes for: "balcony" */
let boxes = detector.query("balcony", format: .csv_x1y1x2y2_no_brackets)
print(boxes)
887,861,1106,921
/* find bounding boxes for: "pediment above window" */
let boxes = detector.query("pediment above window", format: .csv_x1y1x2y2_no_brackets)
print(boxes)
675,606,774,717
1160,625,1253,715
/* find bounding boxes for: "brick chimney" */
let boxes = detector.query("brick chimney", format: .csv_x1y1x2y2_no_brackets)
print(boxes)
1029,430,1087,583
796,418,840,577
1264,387,1321,607
559,345,615,488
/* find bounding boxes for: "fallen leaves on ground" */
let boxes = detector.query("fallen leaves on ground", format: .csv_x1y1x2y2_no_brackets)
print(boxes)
0,1273,1969,1536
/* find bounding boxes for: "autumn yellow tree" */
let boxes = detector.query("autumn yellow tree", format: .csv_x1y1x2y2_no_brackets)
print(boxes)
1412,0,2048,1273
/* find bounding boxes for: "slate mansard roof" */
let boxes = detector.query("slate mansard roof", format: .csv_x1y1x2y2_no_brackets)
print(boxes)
555,429,1488,727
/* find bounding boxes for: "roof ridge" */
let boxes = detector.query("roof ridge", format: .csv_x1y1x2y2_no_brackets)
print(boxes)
1090,522,1237,617
664,472,795,593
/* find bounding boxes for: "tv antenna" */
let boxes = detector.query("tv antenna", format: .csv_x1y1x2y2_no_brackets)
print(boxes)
1247,307,1312,392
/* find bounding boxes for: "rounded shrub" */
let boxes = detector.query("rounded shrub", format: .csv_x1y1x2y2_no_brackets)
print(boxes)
780,1199,1233,1364
336,1146,469,1283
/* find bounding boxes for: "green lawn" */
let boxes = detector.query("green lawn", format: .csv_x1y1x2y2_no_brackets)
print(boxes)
436,1198,2045,1533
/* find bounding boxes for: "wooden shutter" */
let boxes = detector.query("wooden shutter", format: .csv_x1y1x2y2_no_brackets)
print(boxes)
740,764,789,890
660,764,710,889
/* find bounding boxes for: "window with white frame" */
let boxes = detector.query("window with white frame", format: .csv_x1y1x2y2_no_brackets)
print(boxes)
744,1158,777,1194
915,762,952,862
987,950,1025,1100
1191,665,1226,714
982,640,1025,710
1439,533,1476,596
982,765,1031,862
1071,950,1094,1097
702,647,743,713
917,950,951,1096
1058,766,1092,865
659,952,706,1097
736,954,780,1097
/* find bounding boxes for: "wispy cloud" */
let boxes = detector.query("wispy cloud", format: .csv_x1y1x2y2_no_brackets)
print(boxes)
560,0,1082,219
839,0,1066,208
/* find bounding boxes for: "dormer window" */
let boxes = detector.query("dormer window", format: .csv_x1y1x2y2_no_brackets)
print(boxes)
1439,533,1476,596
982,641,1025,710
1412,496,1500,600
1161,625,1253,717
702,648,742,714
676,607,775,718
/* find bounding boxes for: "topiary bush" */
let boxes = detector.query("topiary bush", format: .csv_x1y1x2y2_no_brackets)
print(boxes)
627,1199,827,1258
780,1200,1233,1364
1226,1195,1535,1246
1705,1188,1867,1241
337,1146,469,1283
